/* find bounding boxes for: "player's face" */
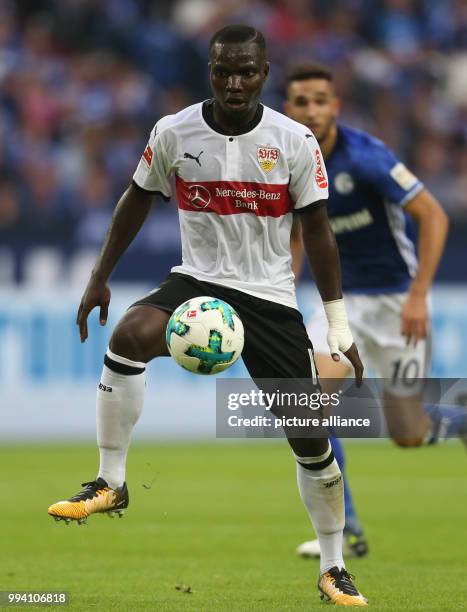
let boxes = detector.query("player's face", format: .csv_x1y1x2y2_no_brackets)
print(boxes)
285,79,339,143
209,42,269,120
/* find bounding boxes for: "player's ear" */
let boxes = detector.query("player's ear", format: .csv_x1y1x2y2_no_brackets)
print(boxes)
263,61,270,80
283,100,291,117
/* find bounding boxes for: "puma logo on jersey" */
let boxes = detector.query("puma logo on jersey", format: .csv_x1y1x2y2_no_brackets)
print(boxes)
184,151,204,166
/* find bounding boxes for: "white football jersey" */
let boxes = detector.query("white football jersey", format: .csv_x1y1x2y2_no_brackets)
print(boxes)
133,101,328,309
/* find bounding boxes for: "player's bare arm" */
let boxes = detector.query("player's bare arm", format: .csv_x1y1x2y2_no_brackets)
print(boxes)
402,189,449,346
77,183,153,342
290,216,305,281
300,205,363,385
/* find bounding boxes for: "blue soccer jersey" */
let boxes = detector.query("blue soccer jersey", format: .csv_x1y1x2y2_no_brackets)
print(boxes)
325,125,423,293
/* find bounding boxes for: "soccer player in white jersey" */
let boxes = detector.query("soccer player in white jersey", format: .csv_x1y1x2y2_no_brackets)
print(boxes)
284,65,461,558
48,27,368,606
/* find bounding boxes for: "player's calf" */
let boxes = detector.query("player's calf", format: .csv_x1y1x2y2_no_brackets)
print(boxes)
383,392,432,446
384,393,467,446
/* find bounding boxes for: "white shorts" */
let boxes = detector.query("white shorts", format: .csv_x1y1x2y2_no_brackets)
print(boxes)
307,292,431,396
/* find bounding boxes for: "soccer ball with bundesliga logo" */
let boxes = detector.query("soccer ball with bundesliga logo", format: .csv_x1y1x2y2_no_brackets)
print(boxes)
166,296,244,375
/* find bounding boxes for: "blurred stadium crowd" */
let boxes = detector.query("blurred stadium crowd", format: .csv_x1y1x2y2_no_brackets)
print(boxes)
0,0,466,284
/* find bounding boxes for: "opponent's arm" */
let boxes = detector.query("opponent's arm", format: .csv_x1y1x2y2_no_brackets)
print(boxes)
300,204,363,385
402,189,449,345
77,183,153,342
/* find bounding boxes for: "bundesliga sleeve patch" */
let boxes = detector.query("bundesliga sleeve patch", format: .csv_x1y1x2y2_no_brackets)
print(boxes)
390,162,418,191
143,145,154,167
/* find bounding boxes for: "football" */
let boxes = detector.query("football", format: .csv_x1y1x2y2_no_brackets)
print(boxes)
166,296,244,375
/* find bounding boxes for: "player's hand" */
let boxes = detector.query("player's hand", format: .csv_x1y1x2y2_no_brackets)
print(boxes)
326,328,364,387
76,276,111,342
325,299,362,384
401,292,428,347
343,343,364,388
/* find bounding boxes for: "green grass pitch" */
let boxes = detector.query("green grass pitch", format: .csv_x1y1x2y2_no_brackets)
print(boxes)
0,441,466,611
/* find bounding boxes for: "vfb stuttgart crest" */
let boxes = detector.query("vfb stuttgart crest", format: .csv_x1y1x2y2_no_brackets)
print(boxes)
257,146,280,173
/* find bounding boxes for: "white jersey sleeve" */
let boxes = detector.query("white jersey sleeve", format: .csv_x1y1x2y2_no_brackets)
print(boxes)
289,134,329,210
133,122,172,198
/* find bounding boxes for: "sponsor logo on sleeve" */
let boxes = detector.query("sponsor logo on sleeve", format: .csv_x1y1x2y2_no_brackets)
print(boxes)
143,144,153,166
389,163,418,191
257,146,280,173
314,149,328,189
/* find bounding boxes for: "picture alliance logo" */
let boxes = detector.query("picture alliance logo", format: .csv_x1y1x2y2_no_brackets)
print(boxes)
187,184,211,209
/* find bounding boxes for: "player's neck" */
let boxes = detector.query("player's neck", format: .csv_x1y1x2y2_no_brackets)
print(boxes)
211,100,262,136
319,124,338,160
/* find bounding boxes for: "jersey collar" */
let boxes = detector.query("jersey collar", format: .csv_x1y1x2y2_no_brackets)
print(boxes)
202,99,264,136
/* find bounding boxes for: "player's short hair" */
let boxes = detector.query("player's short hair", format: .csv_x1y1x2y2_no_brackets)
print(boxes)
286,63,334,87
209,24,266,57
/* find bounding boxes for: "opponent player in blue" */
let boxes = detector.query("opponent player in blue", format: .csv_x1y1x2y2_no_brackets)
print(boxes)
285,63,465,558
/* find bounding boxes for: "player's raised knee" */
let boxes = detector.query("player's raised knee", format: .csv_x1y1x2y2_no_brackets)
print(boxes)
109,322,146,362
110,306,170,362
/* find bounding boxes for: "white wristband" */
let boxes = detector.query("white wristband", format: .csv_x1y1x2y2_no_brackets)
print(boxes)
323,299,354,354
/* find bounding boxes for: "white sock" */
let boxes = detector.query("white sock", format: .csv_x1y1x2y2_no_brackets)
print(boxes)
295,444,345,574
96,349,145,489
